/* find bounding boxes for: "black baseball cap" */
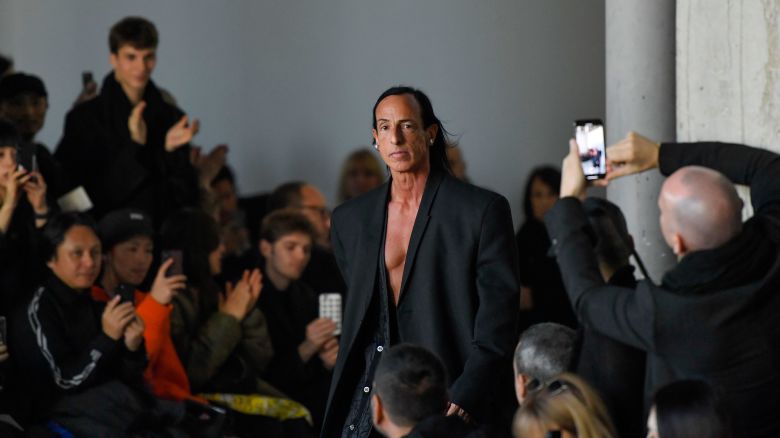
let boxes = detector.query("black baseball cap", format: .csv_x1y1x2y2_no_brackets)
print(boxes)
97,209,154,252
0,73,47,101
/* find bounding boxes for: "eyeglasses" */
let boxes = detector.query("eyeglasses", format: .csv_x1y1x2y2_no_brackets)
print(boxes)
525,378,578,400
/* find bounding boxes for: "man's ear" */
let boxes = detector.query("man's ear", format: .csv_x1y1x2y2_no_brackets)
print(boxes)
371,393,384,428
109,53,118,70
515,373,529,404
260,239,272,259
672,233,687,257
426,124,439,145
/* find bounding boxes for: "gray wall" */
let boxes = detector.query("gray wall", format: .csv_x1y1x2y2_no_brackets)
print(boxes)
0,0,605,227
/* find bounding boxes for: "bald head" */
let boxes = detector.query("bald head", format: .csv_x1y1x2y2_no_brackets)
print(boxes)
659,166,743,254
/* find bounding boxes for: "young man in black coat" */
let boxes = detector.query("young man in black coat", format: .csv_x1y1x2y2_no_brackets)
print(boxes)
257,209,338,429
54,17,199,226
548,132,780,437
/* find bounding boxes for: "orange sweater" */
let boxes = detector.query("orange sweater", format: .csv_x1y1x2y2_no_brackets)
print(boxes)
91,286,197,402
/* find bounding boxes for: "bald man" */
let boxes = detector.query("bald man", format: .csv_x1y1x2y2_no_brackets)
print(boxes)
546,133,780,438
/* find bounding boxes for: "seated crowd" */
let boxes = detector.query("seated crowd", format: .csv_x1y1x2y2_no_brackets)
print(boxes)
0,14,778,438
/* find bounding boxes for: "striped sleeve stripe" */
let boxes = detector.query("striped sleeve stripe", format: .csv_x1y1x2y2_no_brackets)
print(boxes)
27,286,103,389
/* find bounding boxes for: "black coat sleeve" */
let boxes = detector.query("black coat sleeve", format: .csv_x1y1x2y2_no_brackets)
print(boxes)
26,292,123,392
545,198,656,351
449,195,520,412
659,141,780,216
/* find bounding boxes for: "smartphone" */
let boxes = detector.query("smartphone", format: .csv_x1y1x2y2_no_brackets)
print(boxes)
319,293,342,336
574,119,607,180
162,250,184,277
115,283,135,305
17,143,34,173
82,71,94,87
0,316,6,344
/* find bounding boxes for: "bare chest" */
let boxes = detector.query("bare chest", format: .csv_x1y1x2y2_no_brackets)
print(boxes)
384,204,418,303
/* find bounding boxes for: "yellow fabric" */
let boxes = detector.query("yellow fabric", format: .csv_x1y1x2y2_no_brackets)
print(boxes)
199,393,312,425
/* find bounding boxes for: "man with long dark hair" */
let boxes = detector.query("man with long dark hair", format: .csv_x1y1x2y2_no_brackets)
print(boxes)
322,86,519,437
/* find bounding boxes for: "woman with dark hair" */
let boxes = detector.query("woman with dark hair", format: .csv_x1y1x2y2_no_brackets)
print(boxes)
515,166,576,330
163,208,314,437
0,118,50,310
648,380,732,438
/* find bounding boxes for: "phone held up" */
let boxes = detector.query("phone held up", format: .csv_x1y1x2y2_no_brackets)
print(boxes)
319,293,342,336
574,119,607,180
161,250,184,277
114,283,135,306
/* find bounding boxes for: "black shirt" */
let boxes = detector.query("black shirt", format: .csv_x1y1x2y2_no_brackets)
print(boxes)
341,224,397,438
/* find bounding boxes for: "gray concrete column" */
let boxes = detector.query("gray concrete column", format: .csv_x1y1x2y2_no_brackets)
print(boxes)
605,0,677,282
677,0,780,221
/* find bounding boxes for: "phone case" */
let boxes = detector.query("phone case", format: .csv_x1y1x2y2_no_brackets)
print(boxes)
319,293,342,336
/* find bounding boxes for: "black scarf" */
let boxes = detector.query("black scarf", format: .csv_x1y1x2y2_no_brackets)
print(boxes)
662,217,778,294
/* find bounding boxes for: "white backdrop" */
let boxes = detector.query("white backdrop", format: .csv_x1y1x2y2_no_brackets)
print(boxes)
0,0,605,227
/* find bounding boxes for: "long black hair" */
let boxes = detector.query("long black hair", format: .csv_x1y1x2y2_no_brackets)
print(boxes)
522,166,561,221
372,86,452,174
160,208,221,321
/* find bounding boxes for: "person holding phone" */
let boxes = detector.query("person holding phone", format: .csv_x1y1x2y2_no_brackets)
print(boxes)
9,213,158,434
0,72,68,202
256,208,337,429
548,133,780,436
0,119,49,310
91,208,194,403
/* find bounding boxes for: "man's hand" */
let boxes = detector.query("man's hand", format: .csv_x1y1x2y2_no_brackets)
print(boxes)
165,115,200,152
128,101,147,145
606,131,660,180
318,337,339,370
123,315,145,352
101,296,136,340
218,269,262,321
149,258,187,305
446,402,472,423
298,318,337,363
560,139,589,199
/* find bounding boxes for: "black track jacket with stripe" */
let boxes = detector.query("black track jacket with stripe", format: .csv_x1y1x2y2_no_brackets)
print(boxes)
10,273,147,419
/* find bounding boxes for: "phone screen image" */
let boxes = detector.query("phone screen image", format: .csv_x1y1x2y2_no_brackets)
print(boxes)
574,120,606,180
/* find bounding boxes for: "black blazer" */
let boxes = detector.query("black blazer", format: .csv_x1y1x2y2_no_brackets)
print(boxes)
322,170,520,436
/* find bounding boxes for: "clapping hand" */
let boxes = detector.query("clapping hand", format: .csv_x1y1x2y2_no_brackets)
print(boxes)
165,115,200,152
218,269,262,321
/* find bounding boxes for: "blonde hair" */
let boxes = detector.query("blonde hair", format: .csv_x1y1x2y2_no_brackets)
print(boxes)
513,373,617,438
337,148,385,203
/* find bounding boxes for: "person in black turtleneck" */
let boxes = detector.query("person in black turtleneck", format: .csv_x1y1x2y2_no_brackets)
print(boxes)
256,209,337,430
54,17,199,226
